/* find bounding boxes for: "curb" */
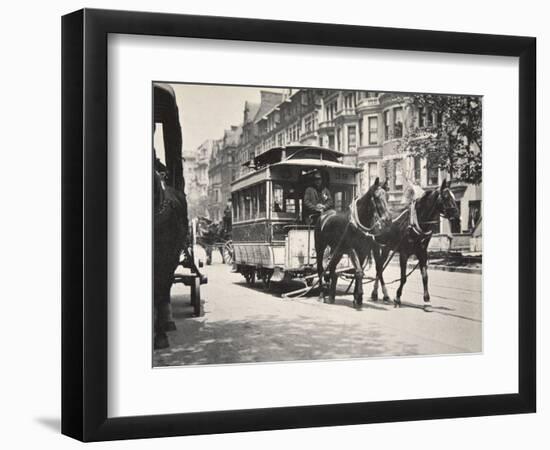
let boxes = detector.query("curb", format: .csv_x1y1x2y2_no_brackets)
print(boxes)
388,260,482,275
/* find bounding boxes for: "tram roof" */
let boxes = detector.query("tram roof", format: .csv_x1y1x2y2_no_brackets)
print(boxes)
271,159,362,172
243,145,344,170
232,147,361,191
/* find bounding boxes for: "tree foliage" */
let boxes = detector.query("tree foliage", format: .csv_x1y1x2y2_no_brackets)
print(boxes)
397,94,482,185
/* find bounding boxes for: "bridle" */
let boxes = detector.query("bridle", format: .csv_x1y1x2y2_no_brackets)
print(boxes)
350,186,389,237
417,189,458,227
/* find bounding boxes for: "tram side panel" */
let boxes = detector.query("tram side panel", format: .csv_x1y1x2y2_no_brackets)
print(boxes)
233,227,353,283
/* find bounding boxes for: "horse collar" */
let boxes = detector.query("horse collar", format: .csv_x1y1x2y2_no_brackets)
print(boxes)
350,198,375,237
319,210,336,232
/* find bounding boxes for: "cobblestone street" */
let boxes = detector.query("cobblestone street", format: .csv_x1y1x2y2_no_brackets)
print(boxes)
154,255,481,366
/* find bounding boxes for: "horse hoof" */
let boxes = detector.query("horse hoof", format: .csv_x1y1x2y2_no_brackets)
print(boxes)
154,333,169,350
318,296,325,303
371,294,378,302
383,296,391,304
327,297,335,304
394,298,402,307
423,302,432,312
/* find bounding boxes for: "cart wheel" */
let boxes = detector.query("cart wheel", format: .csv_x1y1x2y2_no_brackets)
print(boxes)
191,277,203,317
223,241,234,265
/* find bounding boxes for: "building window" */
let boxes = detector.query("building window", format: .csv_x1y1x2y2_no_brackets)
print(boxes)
304,113,315,134
450,200,461,233
468,200,482,232
418,107,425,128
277,131,285,146
394,160,403,190
368,116,378,145
325,101,336,121
436,110,443,126
344,93,355,110
368,162,378,188
384,110,390,140
427,159,439,186
393,107,403,138
291,122,301,142
426,107,433,127
328,134,335,150
347,126,357,152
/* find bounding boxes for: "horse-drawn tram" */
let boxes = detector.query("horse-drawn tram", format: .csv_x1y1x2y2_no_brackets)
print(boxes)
230,145,362,291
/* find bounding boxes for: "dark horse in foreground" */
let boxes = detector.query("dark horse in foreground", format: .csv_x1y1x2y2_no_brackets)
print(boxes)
153,83,188,350
315,178,391,309
154,171,188,349
371,179,460,308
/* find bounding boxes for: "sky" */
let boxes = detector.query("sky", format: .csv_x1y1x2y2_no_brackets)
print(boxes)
154,83,286,161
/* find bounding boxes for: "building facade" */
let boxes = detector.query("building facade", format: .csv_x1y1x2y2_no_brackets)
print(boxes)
314,90,482,241
207,126,242,222
190,139,213,218
255,89,323,157
205,89,482,247
235,91,284,180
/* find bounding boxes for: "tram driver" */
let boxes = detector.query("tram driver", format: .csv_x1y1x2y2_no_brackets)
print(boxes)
304,170,334,224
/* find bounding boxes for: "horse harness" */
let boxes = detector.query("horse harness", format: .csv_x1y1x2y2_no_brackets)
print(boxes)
349,197,383,239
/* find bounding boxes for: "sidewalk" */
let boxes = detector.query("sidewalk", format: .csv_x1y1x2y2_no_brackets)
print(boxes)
388,252,482,274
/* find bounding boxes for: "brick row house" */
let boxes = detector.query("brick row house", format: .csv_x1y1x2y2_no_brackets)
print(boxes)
207,125,241,222
205,88,481,250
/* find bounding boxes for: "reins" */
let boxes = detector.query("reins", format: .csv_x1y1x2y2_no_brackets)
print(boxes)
285,189,388,299
344,191,442,290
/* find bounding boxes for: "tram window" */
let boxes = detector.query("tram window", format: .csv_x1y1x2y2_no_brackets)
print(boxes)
273,184,284,212
258,184,266,217
231,194,239,220
335,192,343,211
285,198,296,213
245,189,254,220
272,183,298,217
239,192,246,221
333,187,352,212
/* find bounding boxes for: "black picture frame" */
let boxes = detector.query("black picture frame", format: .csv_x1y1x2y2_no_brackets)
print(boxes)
61,8,536,442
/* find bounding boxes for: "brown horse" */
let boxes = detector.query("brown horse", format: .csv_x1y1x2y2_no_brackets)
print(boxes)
314,178,391,309
371,179,460,308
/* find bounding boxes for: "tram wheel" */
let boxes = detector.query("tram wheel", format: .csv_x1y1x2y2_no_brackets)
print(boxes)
245,271,255,286
262,273,272,289
223,241,234,265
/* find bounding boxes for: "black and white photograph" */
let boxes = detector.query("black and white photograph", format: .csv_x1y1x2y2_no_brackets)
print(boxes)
152,83,483,365
1,0,543,447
